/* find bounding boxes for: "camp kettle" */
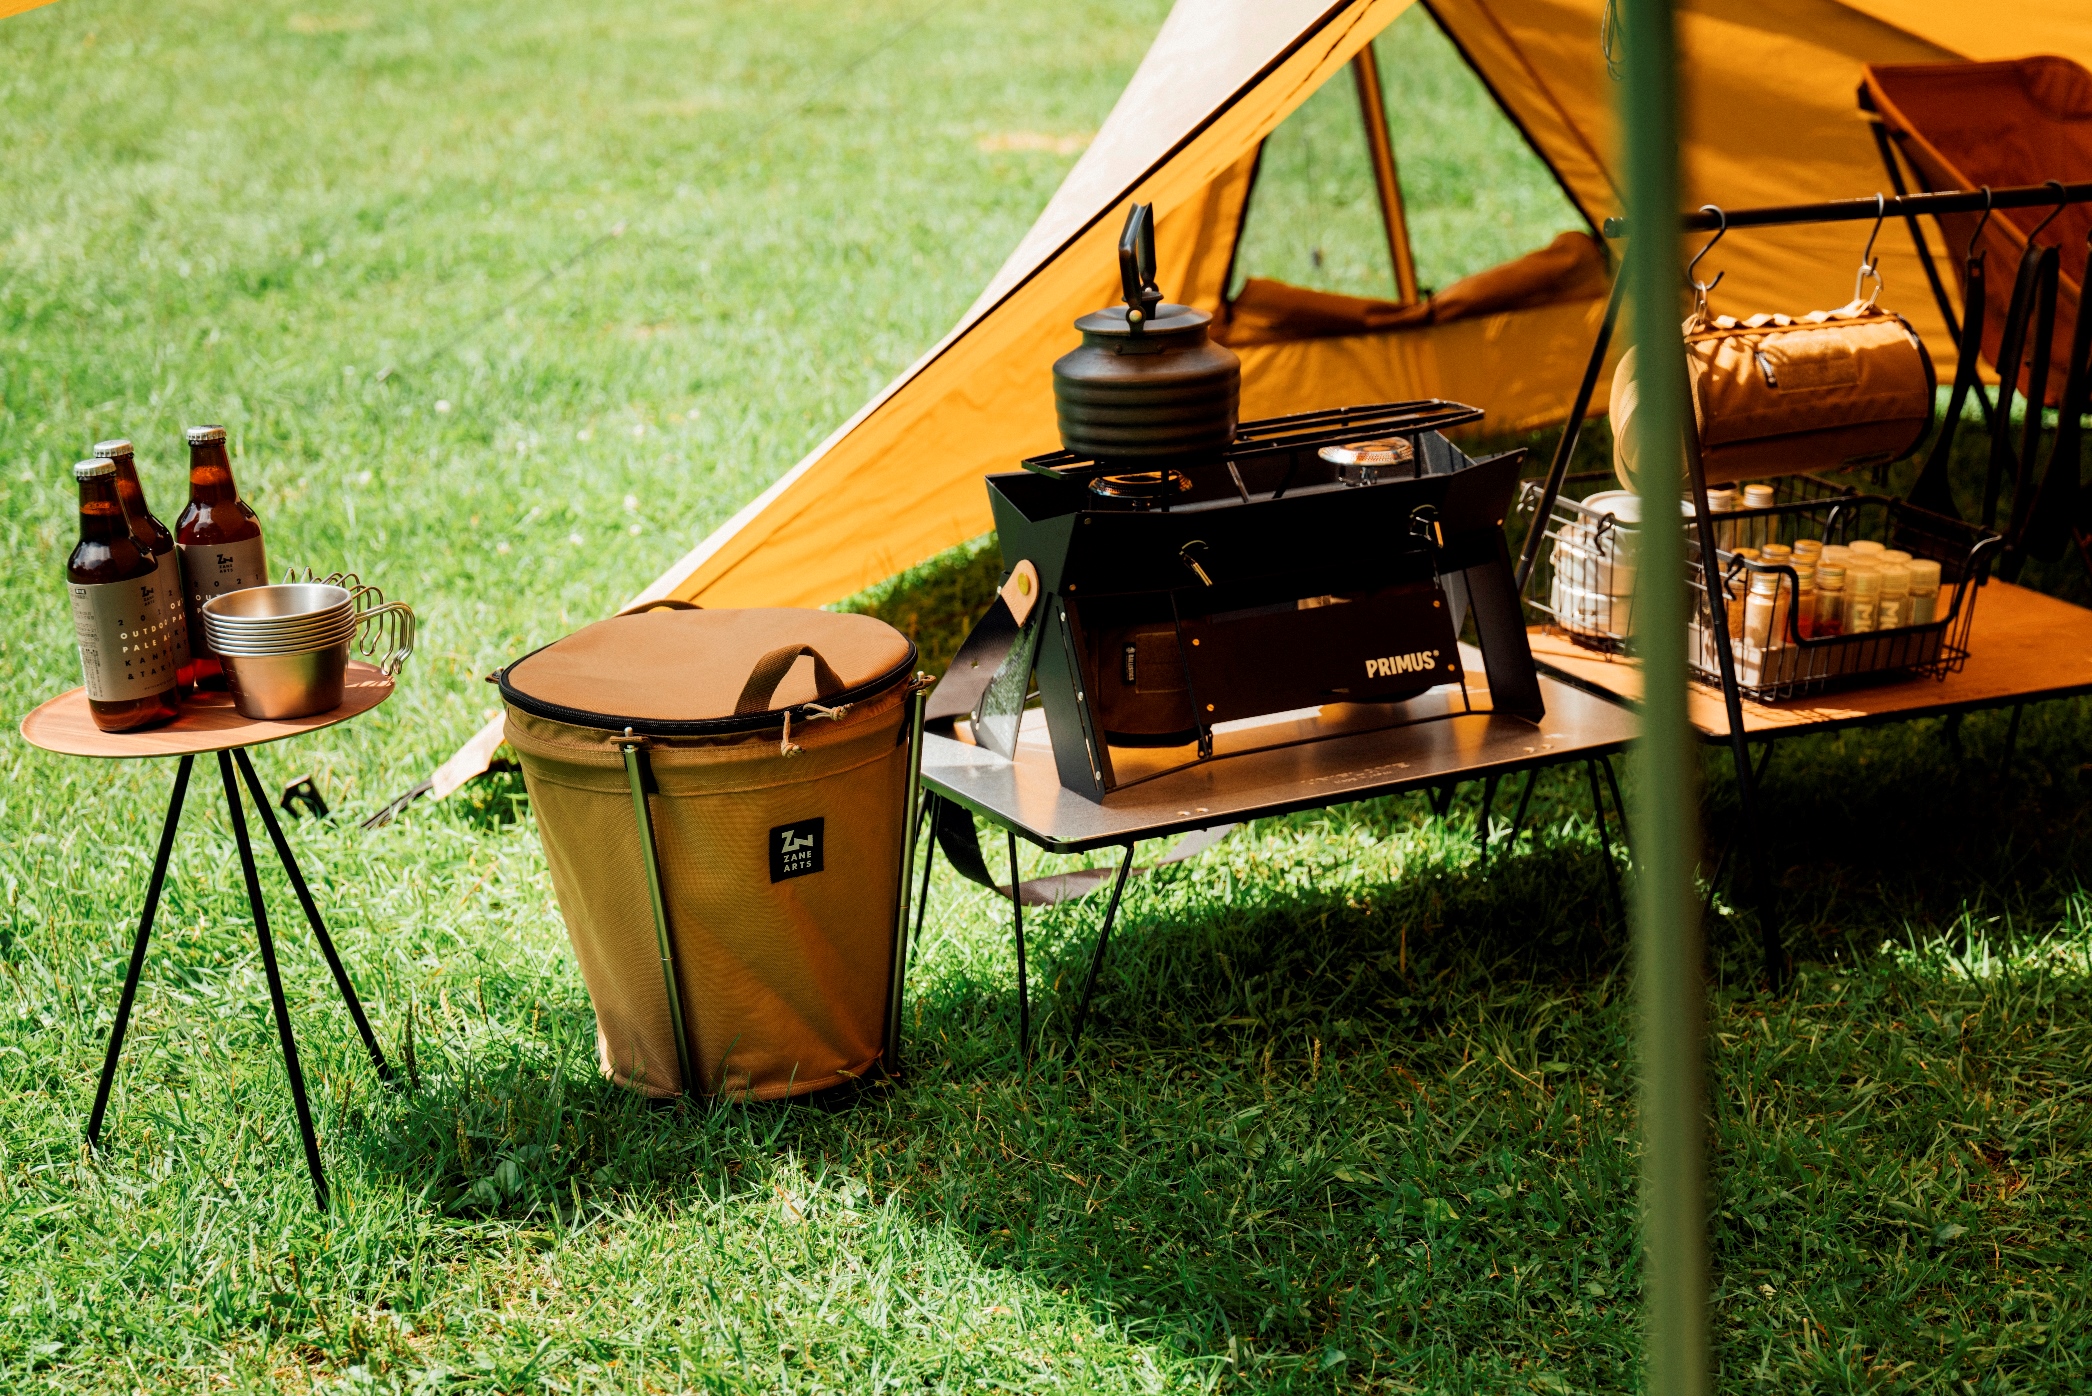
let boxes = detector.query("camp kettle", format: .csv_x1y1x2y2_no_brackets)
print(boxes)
1051,203,1241,463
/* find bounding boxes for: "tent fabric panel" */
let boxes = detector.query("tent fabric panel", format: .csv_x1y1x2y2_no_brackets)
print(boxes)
1233,292,1623,433
1831,0,2092,66
1,0,60,17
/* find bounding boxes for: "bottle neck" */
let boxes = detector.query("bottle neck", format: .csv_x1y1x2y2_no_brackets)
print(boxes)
188,441,239,505
77,475,130,544
107,451,153,532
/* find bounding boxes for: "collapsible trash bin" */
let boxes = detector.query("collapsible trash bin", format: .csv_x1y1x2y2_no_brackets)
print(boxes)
498,605,926,1100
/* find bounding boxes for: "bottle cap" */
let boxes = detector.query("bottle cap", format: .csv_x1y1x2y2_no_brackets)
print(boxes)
1734,546,1762,561
185,424,228,445
1822,544,1851,563
73,458,115,480
1749,570,1782,594
91,438,134,460
1706,487,1738,511
1850,566,1882,596
1907,558,1942,591
1743,483,1777,508
1792,557,1817,579
1880,564,1911,595
1849,539,1886,556
1761,542,1793,561
1792,537,1824,556
1881,549,1912,565
1817,562,1845,585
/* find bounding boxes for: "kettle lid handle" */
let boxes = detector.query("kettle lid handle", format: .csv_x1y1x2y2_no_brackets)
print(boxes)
1118,203,1163,332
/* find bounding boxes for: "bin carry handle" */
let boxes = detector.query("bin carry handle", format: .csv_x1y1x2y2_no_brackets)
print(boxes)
735,645,848,715
615,597,703,617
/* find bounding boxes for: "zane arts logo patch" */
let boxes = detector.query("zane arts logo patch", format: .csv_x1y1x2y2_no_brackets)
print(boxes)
769,818,825,882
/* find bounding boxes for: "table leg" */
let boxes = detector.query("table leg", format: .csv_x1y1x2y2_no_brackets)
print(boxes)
1477,773,1500,858
1585,760,1626,936
912,806,937,957
1507,767,1538,841
1008,830,1028,1067
233,748,395,1085
219,752,329,1210
1599,755,1631,857
87,754,193,1152
2004,703,2025,767
1067,844,1136,1055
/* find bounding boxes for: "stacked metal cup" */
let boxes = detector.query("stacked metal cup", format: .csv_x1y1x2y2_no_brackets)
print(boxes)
201,580,413,719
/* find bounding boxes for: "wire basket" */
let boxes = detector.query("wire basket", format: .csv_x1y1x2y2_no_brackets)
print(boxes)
1518,478,2001,701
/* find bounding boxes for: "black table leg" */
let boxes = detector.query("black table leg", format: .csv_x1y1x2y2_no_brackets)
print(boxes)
87,754,193,1152
1008,830,1029,1067
1585,759,1627,936
1507,767,1539,841
1067,844,1137,1055
232,748,394,1085
1477,773,1500,858
912,807,937,953
1598,754,1631,857
219,752,329,1210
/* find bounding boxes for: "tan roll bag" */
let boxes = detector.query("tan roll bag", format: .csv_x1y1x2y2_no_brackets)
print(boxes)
1613,299,1935,489
499,606,925,1100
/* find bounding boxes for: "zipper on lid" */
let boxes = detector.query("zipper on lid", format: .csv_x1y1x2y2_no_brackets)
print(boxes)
496,641,918,737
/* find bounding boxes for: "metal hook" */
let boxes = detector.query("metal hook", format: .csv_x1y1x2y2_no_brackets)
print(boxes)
1685,204,1726,318
1854,193,1887,306
2026,179,2068,246
1966,186,1994,263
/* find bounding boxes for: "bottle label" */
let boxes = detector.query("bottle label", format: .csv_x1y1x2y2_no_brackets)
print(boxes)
69,577,179,702
178,535,269,657
152,549,192,670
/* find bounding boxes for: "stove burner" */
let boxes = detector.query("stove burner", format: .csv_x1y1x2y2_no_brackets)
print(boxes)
1320,436,1416,487
1088,470,1194,509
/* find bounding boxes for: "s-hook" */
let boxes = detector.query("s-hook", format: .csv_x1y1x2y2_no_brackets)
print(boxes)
1967,186,1994,262
1854,193,1887,306
1686,204,1727,319
2026,179,2069,247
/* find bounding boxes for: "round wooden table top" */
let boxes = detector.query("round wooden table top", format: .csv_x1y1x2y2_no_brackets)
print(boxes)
19,662,394,759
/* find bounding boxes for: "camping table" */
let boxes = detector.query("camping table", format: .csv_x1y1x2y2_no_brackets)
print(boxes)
18,664,398,1210
915,658,1640,1060
1528,579,2092,749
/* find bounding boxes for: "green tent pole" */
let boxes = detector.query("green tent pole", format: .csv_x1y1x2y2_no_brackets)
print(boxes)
1618,0,1708,1393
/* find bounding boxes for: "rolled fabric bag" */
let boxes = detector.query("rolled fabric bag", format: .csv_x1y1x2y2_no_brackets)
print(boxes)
1613,300,1935,490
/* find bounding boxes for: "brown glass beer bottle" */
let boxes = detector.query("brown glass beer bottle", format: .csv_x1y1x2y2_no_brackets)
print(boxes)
174,424,267,689
93,437,196,699
67,459,181,732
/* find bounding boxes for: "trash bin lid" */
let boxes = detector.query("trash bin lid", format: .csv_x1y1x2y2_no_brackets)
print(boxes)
499,606,916,736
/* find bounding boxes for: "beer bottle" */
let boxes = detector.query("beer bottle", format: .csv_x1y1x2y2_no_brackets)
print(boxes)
174,424,267,690
94,437,196,699
67,459,181,732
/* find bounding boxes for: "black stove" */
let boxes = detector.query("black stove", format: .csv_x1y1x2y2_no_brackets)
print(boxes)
929,398,1545,800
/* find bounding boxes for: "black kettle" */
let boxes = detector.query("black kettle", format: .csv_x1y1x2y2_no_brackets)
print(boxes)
1051,203,1241,464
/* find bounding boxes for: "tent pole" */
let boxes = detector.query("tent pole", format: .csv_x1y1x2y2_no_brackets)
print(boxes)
1604,179,2092,237
1351,41,1420,305
1620,3,1709,1396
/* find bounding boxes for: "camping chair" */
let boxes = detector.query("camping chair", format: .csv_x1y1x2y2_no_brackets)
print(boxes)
1862,57,2092,576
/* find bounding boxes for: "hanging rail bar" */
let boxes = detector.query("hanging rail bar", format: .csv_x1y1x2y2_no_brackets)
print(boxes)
1603,181,2092,238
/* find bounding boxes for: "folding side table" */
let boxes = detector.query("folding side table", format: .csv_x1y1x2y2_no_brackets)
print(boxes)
19,664,398,1209
913,653,1640,1060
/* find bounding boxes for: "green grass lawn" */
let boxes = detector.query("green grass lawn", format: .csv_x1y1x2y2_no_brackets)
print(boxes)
7,1,2092,1392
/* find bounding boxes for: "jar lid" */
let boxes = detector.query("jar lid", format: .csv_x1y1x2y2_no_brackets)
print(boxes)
185,424,227,445
1792,538,1823,556
1822,544,1851,562
1743,484,1777,506
1072,301,1213,338
1748,570,1782,593
500,608,916,735
1850,567,1882,595
1880,564,1911,593
1761,543,1793,560
1907,558,1942,587
1705,487,1738,509
1849,539,1886,555
73,458,115,480
1817,562,1845,583
91,438,133,459
1881,549,1912,564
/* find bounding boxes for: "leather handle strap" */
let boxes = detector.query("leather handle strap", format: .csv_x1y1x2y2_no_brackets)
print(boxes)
616,598,703,617
735,644,846,715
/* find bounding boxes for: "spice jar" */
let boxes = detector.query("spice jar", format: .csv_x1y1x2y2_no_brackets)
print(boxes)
1846,563,1881,633
1907,557,1943,624
1726,547,1760,637
1792,557,1818,639
1813,562,1846,637
1743,569,1783,651
1877,563,1911,629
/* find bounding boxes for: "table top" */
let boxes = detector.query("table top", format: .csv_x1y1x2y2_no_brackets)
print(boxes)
19,662,393,759
923,654,1638,853
1528,579,2092,740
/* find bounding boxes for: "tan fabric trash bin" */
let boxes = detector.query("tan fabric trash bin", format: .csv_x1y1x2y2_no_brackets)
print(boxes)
499,605,926,1100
